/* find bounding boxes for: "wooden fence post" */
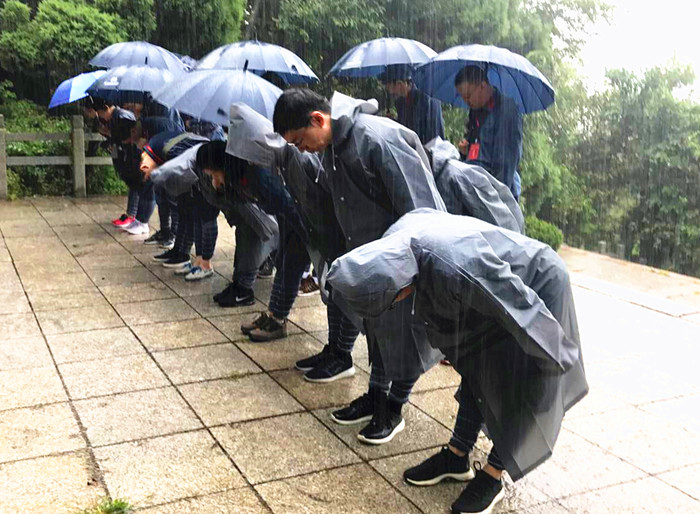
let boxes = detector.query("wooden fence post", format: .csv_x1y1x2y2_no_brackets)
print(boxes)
71,115,86,197
0,115,7,200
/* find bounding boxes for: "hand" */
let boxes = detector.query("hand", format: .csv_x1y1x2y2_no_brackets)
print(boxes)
458,139,468,157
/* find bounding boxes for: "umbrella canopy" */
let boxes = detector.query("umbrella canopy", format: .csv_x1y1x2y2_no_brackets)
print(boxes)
87,65,184,104
329,37,437,79
49,71,107,109
413,44,555,114
90,41,188,73
196,40,318,85
152,69,282,125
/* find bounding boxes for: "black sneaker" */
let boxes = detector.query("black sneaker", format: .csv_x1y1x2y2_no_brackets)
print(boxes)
257,255,275,279
217,284,255,308
151,248,175,262
248,315,287,342
213,282,234,303
162,253,191,269
451,470,504,514
330,391,376,425
160,235,175,249
304,350,355,383
295,345,331,372
144,230,170,245
241,312,270,335
404,446,475,486
357,396,405,445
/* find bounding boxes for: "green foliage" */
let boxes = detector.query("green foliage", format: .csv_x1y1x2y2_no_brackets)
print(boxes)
525,216,564,250
95,0,156,40
0,0,30,31
79,497,134,514
153,0,246,57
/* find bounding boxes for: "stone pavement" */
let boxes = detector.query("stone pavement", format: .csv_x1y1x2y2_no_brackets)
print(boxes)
1,196,699,513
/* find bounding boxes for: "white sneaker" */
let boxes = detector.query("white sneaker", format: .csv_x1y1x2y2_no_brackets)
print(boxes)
125,221,149,235
184,266,214,281
174,262,195,275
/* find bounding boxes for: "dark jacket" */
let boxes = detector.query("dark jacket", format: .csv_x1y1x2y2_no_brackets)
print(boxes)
463,89,523,199
395,85,445,144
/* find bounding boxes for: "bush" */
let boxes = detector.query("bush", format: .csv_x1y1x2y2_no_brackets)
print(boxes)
525,216,564,251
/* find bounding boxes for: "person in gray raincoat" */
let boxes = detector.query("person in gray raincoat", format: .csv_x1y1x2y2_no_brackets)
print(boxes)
427,137,524,233
226,103,361,381
273,88,446,445
143,135,278,305
327,208,588,514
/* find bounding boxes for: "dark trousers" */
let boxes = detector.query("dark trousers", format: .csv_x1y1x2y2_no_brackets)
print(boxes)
326,299,360,354
369,349,419,405
450,378,504,470
155,185,178,237
135,180,156,223
193,193,219,260
126,188,140,218
268,220,308,319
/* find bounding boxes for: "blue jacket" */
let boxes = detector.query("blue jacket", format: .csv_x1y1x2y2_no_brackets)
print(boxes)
463,89,523,200
395,85,445,145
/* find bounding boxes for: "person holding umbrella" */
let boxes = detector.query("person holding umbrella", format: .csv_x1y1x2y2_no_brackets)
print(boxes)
327,208,587,514
381,63,445,144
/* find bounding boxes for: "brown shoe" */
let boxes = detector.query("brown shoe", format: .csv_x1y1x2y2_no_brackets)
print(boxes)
248,316,287,342
298,276,320,296
241,312,270,335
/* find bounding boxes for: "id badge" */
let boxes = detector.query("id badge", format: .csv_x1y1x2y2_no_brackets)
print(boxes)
467,142,480,160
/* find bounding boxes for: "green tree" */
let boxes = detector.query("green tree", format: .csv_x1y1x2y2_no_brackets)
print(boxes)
94,0,156,40
0,0,30,31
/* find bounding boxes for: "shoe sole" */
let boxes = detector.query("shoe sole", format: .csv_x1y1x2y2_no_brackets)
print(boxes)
405,468,475,487
357,418,406,445
151,258,170,263
329,412,373,426
160,243,175,249
452,487,504,514
185,273,213,282
295,363,316,372
174,267,193,276
162,261,190,269
248,331,287,342
304,366,356,383
217,299,256,308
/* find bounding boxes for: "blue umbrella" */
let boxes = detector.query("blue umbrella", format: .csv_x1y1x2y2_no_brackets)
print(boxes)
329,37,437,78
413,44,555,114
90,41,188,73
87,65,184,104
151,69,282,124
196,40,318,85
49,71,107,108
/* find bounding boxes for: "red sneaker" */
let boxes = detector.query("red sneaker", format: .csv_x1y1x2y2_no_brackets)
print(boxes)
112,215,135,227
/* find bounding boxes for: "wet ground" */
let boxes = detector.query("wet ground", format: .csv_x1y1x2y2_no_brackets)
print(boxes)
1,196,699,513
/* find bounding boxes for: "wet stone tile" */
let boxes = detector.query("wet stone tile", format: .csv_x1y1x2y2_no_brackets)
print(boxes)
138,488,268,514
270,368,370,410
87,267,159,286
0,403,84,463
36,305,124,335
0,313,42,340
153,343,261,384
75,387,202,447
410,387,459,429
26,288,105,312
656,463,700,501
0,291,31,315
212,412,360,484
99,281,176,304
288,306,329,333
256,464,422,514
179,374,303,426
237,333,324,371
413,362,462,392
114,298,200,326
46,327,144,364
0,366,67,410
131,318,227,352
59,354,169,399
163,274,230,298
95,430,246,508
0,336,54,370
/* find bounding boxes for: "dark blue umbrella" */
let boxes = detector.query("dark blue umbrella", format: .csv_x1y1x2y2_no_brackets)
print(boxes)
87,65,184,104
329,37,437,78
413,44,555,114
196,40,318,85
151,69,282,124
90,41,188,73
49,71,107,108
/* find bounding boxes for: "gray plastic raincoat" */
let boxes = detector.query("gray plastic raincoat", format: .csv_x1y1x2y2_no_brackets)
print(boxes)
327,209,588,480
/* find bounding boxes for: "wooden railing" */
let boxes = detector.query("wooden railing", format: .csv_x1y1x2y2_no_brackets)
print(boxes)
0,114,113,199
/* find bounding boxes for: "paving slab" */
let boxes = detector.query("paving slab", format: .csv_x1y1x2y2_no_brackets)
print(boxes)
0,336,54,370
0,451,104,514
212,412,360,484
0,312,42,339
138,488,268,514
153,343,261,384
270,368,370,410
131,318,227,352
75,387,202,446
46,327,145,364
95,430,246,508
0,366,67,410
179,374,303,426
656,463,700,501
208,311,301,342
26,288,106,312
0,291,31,315
237,333,324,371
409,387,459,429
114,298,200,326
99,281,177,303
36,304,124,334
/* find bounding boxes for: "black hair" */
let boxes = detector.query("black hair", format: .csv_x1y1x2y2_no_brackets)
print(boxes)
195,141,228,171
89,96,109,112
109,111,136,143
454,65,487,87
273,88,330,135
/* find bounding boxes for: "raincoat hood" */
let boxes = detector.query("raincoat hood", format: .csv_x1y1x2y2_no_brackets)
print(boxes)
425,136,460,178
227,103,287,169
327,230,418,318
330,91,379,145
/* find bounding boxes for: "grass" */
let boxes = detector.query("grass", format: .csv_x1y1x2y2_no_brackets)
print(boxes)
78,497,134,514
